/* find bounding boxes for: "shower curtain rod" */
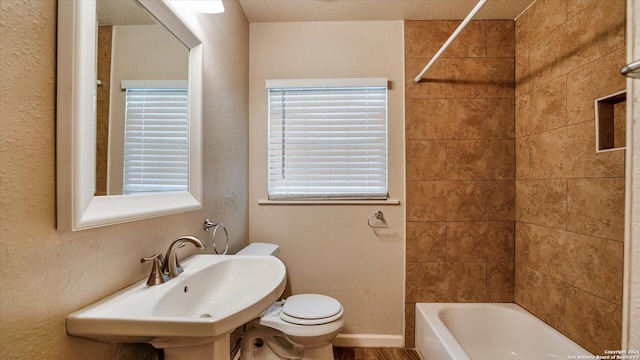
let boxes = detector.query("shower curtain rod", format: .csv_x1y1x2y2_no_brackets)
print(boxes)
414,0,488,83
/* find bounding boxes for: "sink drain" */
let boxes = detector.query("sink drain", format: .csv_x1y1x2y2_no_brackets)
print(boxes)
199,313,212,318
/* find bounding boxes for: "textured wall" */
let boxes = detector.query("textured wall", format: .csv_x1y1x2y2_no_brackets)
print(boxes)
0,0,249,358
514,0,626,354
248,21,405,340
403,19,516,347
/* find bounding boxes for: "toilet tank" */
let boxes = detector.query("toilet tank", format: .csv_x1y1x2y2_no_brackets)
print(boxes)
235,242,280,256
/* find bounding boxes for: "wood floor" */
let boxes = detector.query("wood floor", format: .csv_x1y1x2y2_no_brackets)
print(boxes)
333,347,421,360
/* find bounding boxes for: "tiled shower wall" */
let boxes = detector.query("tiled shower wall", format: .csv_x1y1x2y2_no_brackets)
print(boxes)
404,20,516,347
96,26,113,196
514,0,626,354
404,0,626,352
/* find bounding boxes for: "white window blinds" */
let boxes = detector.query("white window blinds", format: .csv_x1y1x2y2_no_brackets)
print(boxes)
267,78,388,200
122,87,189,195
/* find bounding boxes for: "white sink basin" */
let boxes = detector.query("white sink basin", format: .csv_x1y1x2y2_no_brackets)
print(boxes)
67,254,286,350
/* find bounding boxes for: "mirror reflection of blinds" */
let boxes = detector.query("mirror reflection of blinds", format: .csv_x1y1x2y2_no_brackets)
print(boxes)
122,88,189,195
268,83,388,200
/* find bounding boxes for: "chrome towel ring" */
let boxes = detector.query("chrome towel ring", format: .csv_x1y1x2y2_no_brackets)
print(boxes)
367,211,389,228
203,218,229,255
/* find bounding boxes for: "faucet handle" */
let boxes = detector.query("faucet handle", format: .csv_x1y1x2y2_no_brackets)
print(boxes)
141,253,169,286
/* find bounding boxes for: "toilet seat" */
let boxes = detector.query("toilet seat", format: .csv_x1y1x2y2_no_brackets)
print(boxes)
244,293,345,359
280,294,343,325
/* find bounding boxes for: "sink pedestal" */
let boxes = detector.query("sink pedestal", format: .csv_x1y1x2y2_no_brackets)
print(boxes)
162,334,230,360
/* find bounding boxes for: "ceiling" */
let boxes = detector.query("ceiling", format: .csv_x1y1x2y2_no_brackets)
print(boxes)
238,0,536,23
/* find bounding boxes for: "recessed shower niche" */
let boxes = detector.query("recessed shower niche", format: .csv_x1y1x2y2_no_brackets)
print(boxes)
595,90,626,152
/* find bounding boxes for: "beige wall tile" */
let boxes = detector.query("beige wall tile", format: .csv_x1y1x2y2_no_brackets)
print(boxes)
405,17,516,312
446,221,514,261
516,179,567,229
406,99,487,140
563,232,624,304
515,76,567,137
528,0,625,89
486,180,515,221
487,262,515,302
405,20,486,59
486,20,515,58
565,286,622,355
404,303,415,348
517,223,624,304
516,222,569,280
515,50,530,97
406,99,448,139
566,48,626,125
513,0,625,353
613,101,626,148
447,140,515,180
406,140,447,180
515,0,567,55
442,21,486,58
445,58,515,99
528,125,567,178
565,121,624,178
529,121,625,179
404,21,451,59
406,181,487,221
405,57,446,99
406,262,487,302
567,178,625,241
95,138,108,193
487,140,516,180
486,98,515,139
96,26,113,196
567,0,597,19
516,136,530,179
444,99,488,139
406,222,446,262
95,177,107,197
515,264,566,332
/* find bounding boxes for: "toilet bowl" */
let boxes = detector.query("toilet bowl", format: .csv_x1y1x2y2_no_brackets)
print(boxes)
237,243,344,360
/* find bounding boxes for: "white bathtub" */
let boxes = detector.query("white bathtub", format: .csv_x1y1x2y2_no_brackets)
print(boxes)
415,303,592,360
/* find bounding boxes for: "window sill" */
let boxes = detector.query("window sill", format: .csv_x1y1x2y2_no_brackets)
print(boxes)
257,199,401,205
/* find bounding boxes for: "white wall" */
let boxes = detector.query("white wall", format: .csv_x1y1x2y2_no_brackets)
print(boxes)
248,21,405,340
0,0,249,358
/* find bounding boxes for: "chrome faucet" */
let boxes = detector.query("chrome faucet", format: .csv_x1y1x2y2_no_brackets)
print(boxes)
162,235,207,279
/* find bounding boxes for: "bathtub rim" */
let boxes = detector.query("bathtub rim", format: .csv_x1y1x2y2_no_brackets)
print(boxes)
414,302,593,360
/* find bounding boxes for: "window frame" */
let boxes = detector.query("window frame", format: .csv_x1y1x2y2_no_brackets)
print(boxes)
266,78,389,202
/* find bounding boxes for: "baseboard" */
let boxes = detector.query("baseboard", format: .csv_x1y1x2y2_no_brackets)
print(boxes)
333,334,404,348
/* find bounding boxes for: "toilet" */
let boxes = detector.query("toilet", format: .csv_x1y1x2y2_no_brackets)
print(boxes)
236,243,344,360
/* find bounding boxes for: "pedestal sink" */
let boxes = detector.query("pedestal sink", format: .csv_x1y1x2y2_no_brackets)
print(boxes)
67,255,287,360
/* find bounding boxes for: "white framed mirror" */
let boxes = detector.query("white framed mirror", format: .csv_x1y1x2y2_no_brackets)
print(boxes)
56,0,203,231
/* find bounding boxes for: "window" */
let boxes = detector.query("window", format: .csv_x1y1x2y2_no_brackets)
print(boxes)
122,80,189,195
267,78,388,200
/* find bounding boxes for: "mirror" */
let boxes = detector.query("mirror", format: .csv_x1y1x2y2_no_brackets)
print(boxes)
95,0,190,196
56,0,203,231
